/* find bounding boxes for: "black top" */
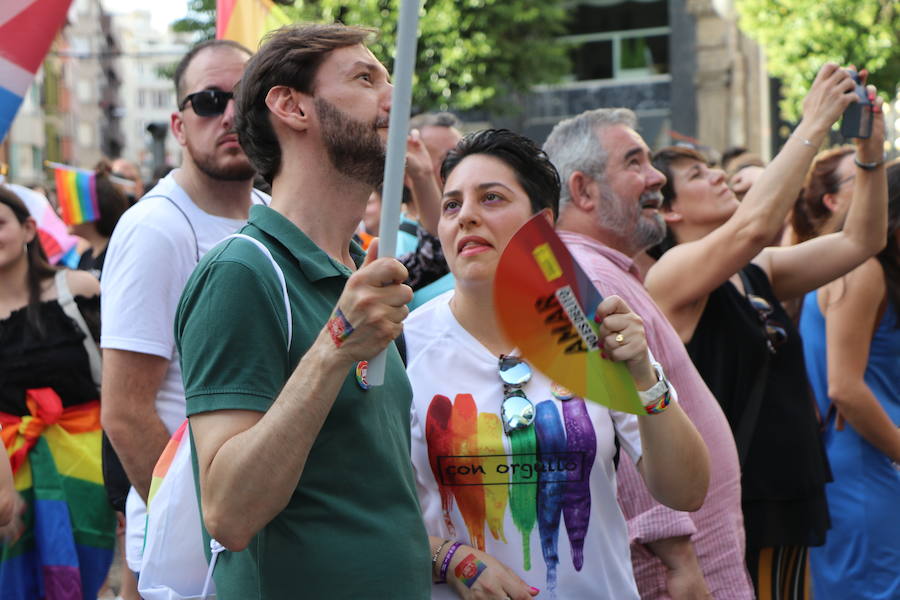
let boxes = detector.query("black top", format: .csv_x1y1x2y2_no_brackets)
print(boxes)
0,295,100,417
686,263,830,551
77,246,107,280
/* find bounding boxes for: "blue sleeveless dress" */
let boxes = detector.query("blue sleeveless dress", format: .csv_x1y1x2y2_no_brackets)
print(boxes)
800,290,900,600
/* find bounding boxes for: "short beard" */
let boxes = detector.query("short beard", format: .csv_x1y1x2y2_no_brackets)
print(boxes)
315,96,386,189
192,143,257,182
597,187,666,253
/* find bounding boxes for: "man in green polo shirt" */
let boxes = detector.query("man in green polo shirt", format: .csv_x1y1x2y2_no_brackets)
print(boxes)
174,24,430,599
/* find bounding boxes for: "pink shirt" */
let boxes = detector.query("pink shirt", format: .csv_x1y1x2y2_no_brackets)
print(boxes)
561,231,753,599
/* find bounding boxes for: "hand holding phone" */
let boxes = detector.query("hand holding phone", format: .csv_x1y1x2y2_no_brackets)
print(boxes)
840,70,872,139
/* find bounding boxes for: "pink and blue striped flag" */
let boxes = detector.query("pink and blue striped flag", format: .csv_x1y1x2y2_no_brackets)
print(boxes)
0,0,73,142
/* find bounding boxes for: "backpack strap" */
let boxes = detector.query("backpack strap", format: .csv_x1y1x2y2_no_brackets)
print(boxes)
56,270,103,389
225,234,292,349
142,194,201,263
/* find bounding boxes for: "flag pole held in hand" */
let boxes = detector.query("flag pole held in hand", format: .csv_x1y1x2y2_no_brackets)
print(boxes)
366,0,422,386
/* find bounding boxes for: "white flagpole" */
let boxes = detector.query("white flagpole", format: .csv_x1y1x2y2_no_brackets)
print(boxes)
366,0,422,386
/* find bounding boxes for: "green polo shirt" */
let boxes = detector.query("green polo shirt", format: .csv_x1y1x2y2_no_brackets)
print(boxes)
175,205,430,599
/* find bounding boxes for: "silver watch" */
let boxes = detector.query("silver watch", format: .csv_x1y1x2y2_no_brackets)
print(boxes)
637,361,670,405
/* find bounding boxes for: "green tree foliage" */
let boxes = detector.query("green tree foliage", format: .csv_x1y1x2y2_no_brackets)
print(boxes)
736,0,899,121
171,0,570,114
172,0,217,40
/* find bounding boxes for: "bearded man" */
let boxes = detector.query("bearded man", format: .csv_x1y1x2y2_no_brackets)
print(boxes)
172,24,431,599
100,39,270,578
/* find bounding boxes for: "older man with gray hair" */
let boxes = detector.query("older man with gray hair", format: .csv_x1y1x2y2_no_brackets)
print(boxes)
544,108,752,600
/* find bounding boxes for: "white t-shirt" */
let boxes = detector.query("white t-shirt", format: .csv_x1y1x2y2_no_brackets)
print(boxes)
406,292,643,599
100,170,269,571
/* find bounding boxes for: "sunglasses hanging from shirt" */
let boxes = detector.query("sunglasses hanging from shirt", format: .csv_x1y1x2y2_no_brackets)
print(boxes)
179,90,234,117
498,355,536,434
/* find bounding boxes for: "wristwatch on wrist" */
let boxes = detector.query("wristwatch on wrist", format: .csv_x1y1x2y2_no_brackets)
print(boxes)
637,361,670,405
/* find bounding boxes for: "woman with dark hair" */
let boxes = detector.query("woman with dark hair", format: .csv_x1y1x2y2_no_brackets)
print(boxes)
645,67,888,598
798,161,900,599
0,185,116,596
70,161,131,279
406,129,709,599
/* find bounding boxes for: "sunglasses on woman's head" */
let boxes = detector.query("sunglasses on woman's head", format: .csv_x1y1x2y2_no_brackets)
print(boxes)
498,355,535,434
179,90,234,117
747,294,788,353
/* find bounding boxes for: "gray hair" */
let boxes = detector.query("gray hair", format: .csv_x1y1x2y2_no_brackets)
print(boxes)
409,111,462,132
543,108,637,211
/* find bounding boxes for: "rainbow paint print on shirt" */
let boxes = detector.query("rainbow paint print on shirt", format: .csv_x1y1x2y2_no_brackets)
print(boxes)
425,392,597,593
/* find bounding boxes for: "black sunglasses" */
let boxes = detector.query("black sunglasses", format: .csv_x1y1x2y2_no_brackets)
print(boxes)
747,294,788,353
179,90,234,117
498,355,535,434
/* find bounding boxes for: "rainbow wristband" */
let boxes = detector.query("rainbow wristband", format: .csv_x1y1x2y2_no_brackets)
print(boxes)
326,308,354,347
643,391,671,415
438,542,462,584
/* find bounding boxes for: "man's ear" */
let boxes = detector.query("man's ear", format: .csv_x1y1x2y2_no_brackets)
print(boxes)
567,171,598,212
170,111,186,146
266,86,310,132
822,193,839,213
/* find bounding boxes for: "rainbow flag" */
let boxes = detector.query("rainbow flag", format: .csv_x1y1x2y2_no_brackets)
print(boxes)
0,389,115,599
0,0,74,142
50,162,100,226
216,0,292,51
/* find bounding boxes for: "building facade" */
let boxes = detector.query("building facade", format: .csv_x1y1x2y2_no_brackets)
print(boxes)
112,10,191,177
490,0,771,160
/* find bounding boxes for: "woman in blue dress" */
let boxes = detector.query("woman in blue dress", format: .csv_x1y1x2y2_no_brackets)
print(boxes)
797,158,900,599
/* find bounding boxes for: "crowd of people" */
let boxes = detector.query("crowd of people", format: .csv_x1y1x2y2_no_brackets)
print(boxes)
0,20,897,600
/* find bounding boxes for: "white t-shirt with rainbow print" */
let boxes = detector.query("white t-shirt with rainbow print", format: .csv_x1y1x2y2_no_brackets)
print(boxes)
407,291,643,599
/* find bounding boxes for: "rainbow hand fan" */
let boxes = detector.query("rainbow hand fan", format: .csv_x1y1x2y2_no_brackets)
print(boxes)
493,214,644,414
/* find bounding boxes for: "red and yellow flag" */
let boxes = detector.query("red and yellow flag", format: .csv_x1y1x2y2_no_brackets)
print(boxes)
216,0,292,51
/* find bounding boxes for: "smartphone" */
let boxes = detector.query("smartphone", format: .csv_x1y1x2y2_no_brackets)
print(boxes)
840,70,872,139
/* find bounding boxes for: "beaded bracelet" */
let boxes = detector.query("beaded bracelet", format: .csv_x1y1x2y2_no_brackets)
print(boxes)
438,542,463,583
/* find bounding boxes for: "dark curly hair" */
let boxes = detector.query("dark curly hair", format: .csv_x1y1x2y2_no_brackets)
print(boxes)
440,129,560,220
234,23,374,184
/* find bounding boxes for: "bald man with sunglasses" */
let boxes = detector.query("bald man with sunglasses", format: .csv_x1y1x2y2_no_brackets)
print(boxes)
100,39,270,578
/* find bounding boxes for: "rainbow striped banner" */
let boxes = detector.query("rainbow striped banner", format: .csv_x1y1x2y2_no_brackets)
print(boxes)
48,162,100,226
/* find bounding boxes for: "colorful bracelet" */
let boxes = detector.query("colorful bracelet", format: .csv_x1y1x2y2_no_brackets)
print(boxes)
326,307,354,347
643,391,671,415
438,542,462,583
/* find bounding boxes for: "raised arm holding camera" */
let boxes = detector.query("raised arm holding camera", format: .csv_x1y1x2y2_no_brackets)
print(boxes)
643,63,887,598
